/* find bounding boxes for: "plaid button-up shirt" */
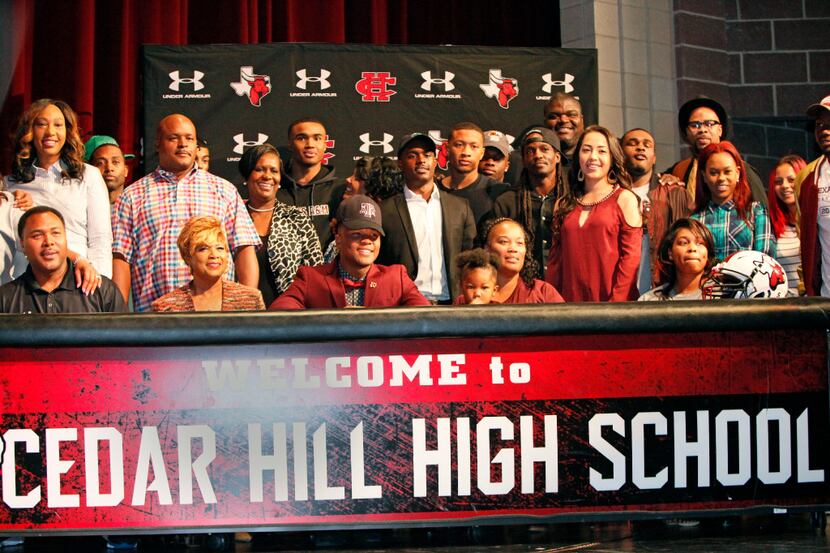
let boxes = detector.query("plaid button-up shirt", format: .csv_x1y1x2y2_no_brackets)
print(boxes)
692,200,776,262
112,166,260,311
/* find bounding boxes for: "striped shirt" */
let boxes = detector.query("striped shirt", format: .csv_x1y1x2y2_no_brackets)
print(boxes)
776,224,801,295
112,166,260,312
692,200,776,262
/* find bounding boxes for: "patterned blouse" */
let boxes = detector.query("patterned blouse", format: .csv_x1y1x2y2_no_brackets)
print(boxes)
265,202,323,296
151,280,265,312
692,200,776,262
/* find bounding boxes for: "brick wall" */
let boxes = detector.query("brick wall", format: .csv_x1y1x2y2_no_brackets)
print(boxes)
674,0,829,180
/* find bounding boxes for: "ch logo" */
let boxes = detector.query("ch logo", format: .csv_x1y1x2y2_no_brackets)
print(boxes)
359,133,394,154
169,70,205,92
355,72,397,102
421,71,455,92
296,69,332,90
542,73,575,94
232,133,268,155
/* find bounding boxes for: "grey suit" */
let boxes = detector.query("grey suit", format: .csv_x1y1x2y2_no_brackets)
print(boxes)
377,189,476,300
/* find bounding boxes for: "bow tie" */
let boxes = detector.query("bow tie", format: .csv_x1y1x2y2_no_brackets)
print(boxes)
341,276,366,288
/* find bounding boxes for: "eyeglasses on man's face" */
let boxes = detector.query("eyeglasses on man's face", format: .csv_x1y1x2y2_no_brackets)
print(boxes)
687,120,721,130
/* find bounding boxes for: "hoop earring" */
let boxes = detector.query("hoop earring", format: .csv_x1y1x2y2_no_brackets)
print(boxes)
608,169,617,183
577,169,584,182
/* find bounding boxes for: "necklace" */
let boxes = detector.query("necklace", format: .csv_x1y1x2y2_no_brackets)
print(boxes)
576,185,618,207
247,203,275,213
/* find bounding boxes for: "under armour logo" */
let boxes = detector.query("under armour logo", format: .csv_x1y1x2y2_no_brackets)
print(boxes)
232,133,268,155
296,69,331,90
542,72,575,94
355,72,397,102
421,71,455,92
359,132,394,154
169,70,205,92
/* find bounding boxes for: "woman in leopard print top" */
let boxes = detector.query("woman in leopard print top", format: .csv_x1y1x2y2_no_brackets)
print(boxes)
239,144,323,306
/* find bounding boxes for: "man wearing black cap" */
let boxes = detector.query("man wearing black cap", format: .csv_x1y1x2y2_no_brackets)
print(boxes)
492,127,567,276
667,97,766,206
85,135,134,205
439,122,510,236
270,194,429,309
796,94,830,297
377,133,476,303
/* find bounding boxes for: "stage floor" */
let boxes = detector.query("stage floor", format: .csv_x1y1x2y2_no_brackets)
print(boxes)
7,513,830,552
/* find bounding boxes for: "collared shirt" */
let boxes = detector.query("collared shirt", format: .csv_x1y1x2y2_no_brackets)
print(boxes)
0,260,128,313
404,184,449,301
338,263,366,307
691,200,776,261
0,192,23,285
4,161,112,278
112,166,260,312
816,158,830,296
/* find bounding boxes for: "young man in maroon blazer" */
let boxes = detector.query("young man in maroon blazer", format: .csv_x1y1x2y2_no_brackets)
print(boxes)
269,194,430,309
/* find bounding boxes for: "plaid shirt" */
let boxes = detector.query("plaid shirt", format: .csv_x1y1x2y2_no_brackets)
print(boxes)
692,200,776,262
112,166,260,311
338,263,366,307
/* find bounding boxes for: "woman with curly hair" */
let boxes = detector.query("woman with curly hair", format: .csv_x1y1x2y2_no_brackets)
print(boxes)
546,125,642,302
4,99,112,277
639,218,715,301
691,141,775,260
768,154,806,295
484,217,564,303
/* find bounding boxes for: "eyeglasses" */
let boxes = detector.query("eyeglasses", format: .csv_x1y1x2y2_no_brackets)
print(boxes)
546,111,582,121
687,120,721,130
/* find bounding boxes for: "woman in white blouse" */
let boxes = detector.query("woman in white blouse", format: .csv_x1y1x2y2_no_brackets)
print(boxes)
4,99,112,277
767,155,806,296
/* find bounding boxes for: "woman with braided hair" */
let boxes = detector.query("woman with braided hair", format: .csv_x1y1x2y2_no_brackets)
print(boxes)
546,125,642,302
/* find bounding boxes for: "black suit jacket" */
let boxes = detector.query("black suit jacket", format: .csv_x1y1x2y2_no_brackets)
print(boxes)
378,188,476,299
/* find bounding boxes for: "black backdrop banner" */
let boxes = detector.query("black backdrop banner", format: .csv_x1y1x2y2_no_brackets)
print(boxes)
142,43,597,187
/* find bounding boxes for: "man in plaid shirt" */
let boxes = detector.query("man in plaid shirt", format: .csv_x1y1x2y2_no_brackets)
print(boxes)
111,114,260,311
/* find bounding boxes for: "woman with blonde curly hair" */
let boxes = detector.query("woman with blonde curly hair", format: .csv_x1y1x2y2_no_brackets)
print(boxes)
152,216,265,312
3,99,112,277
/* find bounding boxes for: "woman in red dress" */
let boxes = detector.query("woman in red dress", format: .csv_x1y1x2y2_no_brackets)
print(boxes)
546,126,642,302
484,217,564,303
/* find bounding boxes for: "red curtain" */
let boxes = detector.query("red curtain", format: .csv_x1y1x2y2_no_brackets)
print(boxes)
0,0,561,173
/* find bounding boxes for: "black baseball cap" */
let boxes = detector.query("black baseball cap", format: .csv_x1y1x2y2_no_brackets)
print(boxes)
521,127,566,162
336,194,384,236
678,97,728,139
396,133,437,157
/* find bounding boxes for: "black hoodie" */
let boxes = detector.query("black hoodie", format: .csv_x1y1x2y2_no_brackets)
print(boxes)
277,162,347,249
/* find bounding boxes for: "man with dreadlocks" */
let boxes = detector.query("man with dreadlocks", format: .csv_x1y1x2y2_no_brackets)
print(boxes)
492,128,568,277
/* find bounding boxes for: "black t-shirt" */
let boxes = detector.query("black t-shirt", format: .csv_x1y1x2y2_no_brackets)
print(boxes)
440,174,510,240
0,261,128,313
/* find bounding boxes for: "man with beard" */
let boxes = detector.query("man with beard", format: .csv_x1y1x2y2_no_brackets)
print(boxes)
378,133,476,303
85,135,134,205
796,94,830,297
492,127,567,277
439,122,509,236
621,128,691,292
270,195,429,309
666,97,766,206
277,118,347,249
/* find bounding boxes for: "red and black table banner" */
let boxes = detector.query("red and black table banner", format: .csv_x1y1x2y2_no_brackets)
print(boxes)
1,329,828,531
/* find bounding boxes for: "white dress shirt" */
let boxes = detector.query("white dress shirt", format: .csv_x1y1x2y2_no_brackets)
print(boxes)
5,161,113,277
404,183,449,301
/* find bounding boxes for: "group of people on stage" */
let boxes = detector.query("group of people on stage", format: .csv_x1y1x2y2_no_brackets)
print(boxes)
1,90,828,315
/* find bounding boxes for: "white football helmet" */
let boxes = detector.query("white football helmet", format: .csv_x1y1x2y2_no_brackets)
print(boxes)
702,250,788,299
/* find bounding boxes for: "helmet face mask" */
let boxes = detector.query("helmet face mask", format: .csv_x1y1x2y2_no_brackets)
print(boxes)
701,251,788,300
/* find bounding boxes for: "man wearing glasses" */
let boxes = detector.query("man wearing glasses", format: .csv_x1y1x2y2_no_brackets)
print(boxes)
666,97,766,206
796,94,830,297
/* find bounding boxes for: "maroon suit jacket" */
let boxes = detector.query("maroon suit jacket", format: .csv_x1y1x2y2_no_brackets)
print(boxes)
269,261,431,309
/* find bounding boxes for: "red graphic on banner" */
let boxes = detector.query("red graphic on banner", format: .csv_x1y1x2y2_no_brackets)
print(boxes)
355,72,397,102
229,66,272,107
323,134,335,165
479,69,519,109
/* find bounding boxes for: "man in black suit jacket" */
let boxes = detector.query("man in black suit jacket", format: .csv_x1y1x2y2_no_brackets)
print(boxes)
378,133,476,303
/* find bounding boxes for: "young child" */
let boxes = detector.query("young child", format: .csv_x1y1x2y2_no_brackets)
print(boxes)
454,248,500,305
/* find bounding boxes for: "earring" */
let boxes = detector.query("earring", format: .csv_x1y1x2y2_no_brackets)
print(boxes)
577,169,584,181
608,169,617,183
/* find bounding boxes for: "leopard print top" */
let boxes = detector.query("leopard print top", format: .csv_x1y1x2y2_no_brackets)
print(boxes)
265,202,324,296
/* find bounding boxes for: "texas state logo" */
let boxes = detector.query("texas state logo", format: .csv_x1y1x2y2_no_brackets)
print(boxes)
229,66,272,107
479,69,519,109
